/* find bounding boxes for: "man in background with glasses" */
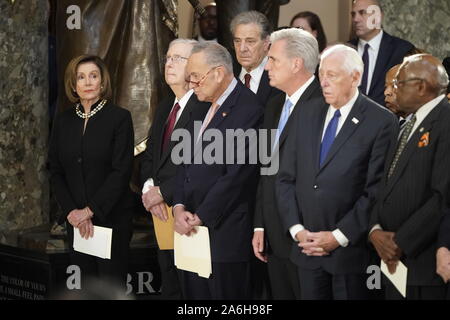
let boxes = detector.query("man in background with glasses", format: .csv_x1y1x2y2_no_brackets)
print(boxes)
369,54,450,300
173,41,263,299
140,39,210,299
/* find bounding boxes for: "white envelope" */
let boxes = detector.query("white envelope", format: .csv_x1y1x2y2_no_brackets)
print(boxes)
174,226,212,278
381,260,408,298
73,226,112,259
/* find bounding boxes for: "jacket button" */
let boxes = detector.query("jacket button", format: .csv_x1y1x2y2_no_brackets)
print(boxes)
185,178,190,183
313,185,318,189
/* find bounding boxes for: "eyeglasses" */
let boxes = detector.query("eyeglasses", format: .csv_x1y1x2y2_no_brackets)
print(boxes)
164,55,188,64
186,65,222,87
393,77,425,89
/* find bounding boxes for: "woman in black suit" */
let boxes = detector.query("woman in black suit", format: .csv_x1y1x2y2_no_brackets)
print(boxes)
49,55,134,292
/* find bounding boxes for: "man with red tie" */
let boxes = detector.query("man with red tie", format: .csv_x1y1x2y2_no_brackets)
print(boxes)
230,11,281,104
140,39,210,299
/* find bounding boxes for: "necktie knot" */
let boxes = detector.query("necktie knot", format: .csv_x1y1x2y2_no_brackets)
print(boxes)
333,109,341,119
244,73,251,89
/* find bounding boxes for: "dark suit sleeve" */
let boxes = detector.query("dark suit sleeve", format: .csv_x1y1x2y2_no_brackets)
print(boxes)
88,111,134,222
173,164,186,206
336,115,398,244
394,124,450,257
253,179,264,228
438,208,450,249
140,124,155,188
48,114,77,217
276,110,303,232
195,106,263,227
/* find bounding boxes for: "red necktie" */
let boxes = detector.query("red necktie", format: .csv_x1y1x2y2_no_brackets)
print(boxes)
244,73,251,89
161,102,181,154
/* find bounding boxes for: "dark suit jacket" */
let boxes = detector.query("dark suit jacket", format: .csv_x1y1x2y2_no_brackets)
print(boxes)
254,78,322,259
276,93,398,274
48,101,135,228
140,92,210,206
370,98,450,286
438,208,450,249
349,31,414,106
173,80,263,263
233,62,282,105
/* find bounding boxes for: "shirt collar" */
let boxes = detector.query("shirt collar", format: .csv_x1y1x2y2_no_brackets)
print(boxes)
359,30,383,52
174,89,194,109
414,94,446,122
286,75,316,107
215,78,238,107
239,56,268,81
330,89,359,116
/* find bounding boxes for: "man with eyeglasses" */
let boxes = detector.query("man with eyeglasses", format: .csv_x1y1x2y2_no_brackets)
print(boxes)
140,39,210,299
230,11,281,104
369,54,450,300
172,41,263,299
277,44,397,299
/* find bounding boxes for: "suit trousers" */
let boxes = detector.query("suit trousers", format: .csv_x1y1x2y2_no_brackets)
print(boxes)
385,282,448,300
157,249,182,299
267,254,301,300
297,266,371,300
179,262,251,300
67,223,132,295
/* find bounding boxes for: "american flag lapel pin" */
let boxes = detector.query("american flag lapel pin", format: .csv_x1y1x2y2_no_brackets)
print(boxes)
222,112,227,117
352,117,359,124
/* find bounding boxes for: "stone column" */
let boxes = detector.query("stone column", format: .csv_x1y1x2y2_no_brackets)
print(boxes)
380,0,450,60
0,0,49,242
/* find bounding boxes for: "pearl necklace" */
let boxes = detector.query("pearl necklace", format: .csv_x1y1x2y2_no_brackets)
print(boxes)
76,99,107,119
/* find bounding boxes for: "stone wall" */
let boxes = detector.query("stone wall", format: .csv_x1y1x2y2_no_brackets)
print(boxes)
0,0,49,239
381,0,450,60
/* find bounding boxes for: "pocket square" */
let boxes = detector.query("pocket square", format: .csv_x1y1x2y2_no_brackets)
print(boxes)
418,132,429,148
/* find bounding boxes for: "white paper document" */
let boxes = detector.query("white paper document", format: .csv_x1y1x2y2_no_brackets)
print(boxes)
73,226,112,259
381,260,408,298
174,226,212,278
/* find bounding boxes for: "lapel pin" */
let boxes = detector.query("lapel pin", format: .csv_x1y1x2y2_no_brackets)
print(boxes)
419,127,424,133
352,117,359,124
222,112,227,117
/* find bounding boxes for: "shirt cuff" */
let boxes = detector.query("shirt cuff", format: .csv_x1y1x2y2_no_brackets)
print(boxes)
254,228,264,232
332,229,349,247
289,224,305,242
173,204,185,210
369,224,383,235
142,178,154,194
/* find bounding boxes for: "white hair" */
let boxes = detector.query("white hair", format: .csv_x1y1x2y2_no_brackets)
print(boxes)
270,28,319,74
168,38,198,54
320,44,364,85
191,41,233,73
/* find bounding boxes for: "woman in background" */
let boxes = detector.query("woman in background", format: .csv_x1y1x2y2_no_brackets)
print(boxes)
290,11,327,53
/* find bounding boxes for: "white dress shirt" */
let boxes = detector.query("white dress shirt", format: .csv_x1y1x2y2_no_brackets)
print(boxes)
289,90,360,247
239,56,268,94
370,94,446,234
142,89,194,194
358,30,383,94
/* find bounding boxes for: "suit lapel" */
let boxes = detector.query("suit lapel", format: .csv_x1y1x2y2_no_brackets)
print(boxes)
278,79,321,150
313,102,329,174
155,98,174,164
369,33,393,95
256,71,270,101
157,94,197,171
192,82,241,161
382,100,444,196
318,95,365,173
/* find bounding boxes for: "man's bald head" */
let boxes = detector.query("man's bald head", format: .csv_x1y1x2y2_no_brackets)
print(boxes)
400,54,449,96
395,54,449,114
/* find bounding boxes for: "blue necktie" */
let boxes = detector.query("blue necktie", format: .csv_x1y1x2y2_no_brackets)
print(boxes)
360,43,370,94
273,99,293,151
320,109,341,166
